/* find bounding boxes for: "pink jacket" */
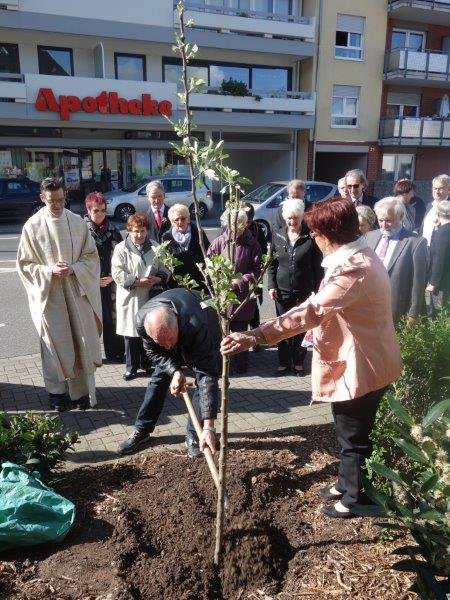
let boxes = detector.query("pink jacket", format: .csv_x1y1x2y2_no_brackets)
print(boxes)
260,246,402,403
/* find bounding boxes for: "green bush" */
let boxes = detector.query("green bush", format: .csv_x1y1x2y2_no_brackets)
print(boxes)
220,78,249,96
357,397,450,597
371,312,450,481
0,412,79,481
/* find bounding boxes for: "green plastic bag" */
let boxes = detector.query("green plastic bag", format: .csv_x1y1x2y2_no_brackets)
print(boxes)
0,462,75,552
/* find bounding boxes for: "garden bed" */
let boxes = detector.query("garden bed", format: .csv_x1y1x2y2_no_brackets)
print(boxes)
0,424,416,599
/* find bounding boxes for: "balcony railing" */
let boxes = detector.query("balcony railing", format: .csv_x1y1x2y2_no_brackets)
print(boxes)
380,117,450,145
179,1,315,41
385,48,450,81
190,87,315,113
389,0,450,9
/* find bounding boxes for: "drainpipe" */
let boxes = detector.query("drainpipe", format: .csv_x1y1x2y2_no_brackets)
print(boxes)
311,0,323,180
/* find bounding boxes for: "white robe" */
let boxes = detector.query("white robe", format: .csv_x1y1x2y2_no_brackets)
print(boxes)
17,208,102,400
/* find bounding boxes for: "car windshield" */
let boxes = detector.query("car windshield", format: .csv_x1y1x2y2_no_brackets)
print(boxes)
244,183,285,204
123,178,152,192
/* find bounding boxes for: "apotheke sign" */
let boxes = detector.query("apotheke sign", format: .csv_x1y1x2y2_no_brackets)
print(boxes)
35,88,173,121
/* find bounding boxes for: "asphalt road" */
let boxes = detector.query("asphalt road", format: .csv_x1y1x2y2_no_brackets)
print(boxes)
0,218,220,359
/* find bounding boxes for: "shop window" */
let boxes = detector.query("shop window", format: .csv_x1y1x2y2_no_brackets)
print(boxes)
331,85,360,128
391,30,425,51
0,43,20,74
381,154,414,182
38,46,74,77
114,53,146,81
335,15,364,60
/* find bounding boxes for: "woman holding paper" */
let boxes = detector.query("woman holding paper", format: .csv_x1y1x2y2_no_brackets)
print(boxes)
111,214,169,381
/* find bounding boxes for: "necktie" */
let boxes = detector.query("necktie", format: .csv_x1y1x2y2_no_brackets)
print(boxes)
155,210,162,227
377,234,390,259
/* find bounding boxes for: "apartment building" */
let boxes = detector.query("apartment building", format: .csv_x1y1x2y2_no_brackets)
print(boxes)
297,0,387,189
378,0,450,197
0,0,316,201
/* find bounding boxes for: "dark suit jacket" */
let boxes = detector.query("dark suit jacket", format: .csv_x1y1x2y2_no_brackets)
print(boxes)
365,228,429,324
135,288,219,420
147,205,171,243
360,192,378,209
429,223,450,294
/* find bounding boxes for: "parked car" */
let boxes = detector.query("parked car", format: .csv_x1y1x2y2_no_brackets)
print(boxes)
244,180,338,239
104,176,213,222
0,178,42,220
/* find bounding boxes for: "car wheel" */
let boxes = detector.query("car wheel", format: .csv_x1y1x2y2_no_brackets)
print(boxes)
189,202,208,220
115,203,135,222
256,219,270,241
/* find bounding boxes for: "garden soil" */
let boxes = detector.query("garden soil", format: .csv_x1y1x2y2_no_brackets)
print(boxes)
0,424,416,599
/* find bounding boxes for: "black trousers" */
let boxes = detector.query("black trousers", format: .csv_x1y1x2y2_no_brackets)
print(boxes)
124,336,151,372
100,285,124,361
275,294,307,368
332,386,387,507
230,320,249,370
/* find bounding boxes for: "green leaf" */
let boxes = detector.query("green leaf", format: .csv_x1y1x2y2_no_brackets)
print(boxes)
418,509,443,522
422,398,450,430
420,473,439,494
370,461,405,485
388,396,413,426
393,438,429,465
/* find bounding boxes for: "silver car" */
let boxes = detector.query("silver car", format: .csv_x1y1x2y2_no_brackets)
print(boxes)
244,180,338,239
105,176,213,222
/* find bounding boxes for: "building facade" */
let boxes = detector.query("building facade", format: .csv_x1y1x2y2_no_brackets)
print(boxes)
0,0,316,201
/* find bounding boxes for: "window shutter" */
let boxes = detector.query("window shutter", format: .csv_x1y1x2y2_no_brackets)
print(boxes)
333,85,360,98
336,14,365,34
387,91,421,105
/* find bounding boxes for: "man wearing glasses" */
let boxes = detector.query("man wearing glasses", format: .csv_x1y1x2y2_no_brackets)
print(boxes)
344,169,378,209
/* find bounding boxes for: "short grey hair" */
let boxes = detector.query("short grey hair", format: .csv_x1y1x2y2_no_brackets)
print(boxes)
437,199,450,220
356,205,377,229
337,177,347,189
281,198,305,219
220,208,248,229
345,169,368,188
146,180,165,195
144,307,178,337
286,179,305,196
432,174,450,188
168,203,189,222
374,196,406,221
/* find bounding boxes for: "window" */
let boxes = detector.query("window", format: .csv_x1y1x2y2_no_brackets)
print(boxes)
38,46,73,76
305,183,334,203
252,67,289,94
331,85,360,127
114,53,146,81
381,154,414,182
164,63,208,88
386,92,420,118
0,43,20,74
335,15,365,60
210,64,250,88
391,30,425,51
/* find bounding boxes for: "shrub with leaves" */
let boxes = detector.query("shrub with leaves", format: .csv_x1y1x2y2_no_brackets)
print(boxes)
357,397,450,597
370,312,450,481
0,412,79,481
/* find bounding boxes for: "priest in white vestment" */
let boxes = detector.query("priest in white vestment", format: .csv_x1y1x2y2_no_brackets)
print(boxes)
17,177,102,411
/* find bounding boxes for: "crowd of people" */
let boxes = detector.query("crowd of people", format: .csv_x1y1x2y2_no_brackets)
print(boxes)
15,169,449,519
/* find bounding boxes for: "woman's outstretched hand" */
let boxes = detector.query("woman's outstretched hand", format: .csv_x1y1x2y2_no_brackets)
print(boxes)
221,332,255,355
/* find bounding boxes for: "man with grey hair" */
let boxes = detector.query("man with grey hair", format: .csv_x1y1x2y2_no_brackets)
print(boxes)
337,177,349,200
365,196,428,325
146,179,170,242
118,288,220,458
426,199,450,314
345,169,377,208
422,174,450,246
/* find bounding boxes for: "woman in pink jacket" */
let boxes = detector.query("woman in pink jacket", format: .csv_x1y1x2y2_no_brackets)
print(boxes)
221,198,402,519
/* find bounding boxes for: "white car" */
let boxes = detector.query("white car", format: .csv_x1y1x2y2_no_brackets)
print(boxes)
104,176,213,222
244,180,338,239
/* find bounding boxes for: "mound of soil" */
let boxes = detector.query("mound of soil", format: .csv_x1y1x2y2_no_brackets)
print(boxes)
0,425,416,599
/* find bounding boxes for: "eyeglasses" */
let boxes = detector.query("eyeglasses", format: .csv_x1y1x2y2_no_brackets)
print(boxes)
92,208,107,214
347,184,362,189
173,217,188,222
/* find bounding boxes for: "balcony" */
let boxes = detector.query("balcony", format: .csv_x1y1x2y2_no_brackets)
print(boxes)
385,49,450,87
380,117,450,146
388,0,450,25
178,2,315,58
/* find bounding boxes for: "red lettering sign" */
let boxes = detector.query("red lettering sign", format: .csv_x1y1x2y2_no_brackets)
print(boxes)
34,88,173,121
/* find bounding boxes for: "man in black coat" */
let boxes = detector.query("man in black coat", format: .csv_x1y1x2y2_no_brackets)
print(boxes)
345,169,378,208
146,180,171,243
118,288,220,458
427,200,450,314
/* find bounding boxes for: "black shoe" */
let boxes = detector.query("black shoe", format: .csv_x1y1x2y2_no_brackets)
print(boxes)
321,504,353,519
74,395,89,410
185,436,201,459
273,367,290,376
318,485,343,500
117,430,151,455
293,365,305,377
123,369,137,381
49,393,67,413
